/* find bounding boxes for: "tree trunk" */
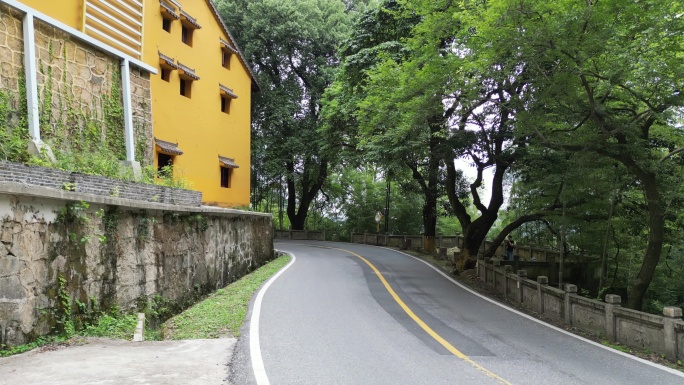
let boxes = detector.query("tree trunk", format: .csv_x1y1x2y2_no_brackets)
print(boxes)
452,213,498,271
627,176,665,310
285,159,328,231
422,186,438,252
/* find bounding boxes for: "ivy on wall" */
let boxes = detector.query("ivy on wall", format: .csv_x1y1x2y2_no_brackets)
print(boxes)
0,33,191,188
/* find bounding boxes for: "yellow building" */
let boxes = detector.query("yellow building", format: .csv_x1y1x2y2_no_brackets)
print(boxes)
14,0,257,207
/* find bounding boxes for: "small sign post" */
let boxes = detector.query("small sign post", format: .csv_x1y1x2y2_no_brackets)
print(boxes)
375,210,383,233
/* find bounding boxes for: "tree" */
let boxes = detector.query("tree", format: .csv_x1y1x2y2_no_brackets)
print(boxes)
216,0,352,229
490,0,684,309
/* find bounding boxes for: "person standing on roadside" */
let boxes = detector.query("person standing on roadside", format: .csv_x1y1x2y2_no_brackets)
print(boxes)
505,235,515,261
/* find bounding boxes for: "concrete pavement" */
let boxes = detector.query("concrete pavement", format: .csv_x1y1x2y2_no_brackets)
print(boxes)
0,337,236,385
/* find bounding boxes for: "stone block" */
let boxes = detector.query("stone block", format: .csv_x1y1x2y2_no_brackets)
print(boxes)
605,294,621,304
64,41,76,60
12,51,21,67
537,276,548,285
0,276,25,300
74,47,87,64
663,307,682,319
564,283,577,293
34,30,49,49
0,45,11,65
93,57,108,76
7,35,21,52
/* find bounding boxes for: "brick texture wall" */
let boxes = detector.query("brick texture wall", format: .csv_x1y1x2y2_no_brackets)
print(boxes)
0,161,202,206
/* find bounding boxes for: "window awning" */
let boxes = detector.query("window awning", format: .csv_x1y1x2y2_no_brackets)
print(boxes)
180,10,201,29
158,52,177,69
155,138,183,155
177,62,200,80
220,38,238,54
160,0,180,19
219,156,239,168
219,84,238,99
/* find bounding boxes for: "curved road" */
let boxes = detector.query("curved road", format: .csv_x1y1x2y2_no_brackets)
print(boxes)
229,241,684,385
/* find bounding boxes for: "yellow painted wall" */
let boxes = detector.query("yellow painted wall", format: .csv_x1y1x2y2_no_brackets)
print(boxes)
18,0,254,207
143,1,252,207
19,0,84,28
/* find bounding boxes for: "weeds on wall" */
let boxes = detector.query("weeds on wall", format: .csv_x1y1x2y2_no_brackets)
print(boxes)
0,40,190,189
0,80,30,162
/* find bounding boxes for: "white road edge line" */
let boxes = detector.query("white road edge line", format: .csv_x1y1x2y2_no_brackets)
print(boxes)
381,246,684,378
250,252,297,385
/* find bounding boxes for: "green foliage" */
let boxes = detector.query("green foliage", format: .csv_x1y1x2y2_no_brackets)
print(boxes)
80,311,138,340
0,336,66,357
55,274,75,338
163,255,290,339
217,0,353,229
146,295,178,329
0,86,29,162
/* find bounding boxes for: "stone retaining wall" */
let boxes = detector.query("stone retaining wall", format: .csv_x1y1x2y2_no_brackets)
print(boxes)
0,3,153,163
0,184,273,347
0,161,201,206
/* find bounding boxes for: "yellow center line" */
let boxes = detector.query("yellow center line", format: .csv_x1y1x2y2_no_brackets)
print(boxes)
327,246,513,385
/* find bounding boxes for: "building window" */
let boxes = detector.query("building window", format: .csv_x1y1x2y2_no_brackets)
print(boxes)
220,167,231,188
161,68,171,82
162,17,172,32
158,153,174,175
221,96,231,114
180,79,191,98
222,51,231,69
181,25,193,46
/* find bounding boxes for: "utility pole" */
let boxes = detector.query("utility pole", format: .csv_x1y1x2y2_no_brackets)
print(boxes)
385,178,390,234
559,201,566,289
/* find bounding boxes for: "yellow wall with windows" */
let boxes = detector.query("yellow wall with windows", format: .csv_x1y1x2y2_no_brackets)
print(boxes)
18,0,84,28
16,0,254,208
143,1,252,208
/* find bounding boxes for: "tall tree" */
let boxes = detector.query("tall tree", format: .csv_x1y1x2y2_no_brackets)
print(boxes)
216,0,351,229
490,0,684,309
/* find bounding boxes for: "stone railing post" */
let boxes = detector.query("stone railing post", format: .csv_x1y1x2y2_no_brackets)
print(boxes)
517,270,527,303
663,307,682,361
289,230,293,239
364,231,367,244
564,284,577,325
537,276,548,314
605,294,621,342
439,247,447,259
503,265,512,297
323,230,326,241
492,259,501,289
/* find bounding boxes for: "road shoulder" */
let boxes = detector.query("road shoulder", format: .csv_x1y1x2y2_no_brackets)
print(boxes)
0,337,236,385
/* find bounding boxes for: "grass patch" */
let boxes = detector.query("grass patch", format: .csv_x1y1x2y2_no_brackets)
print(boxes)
79,313,138,340
163,255,291,340
0,336,67,357
600,341,632,353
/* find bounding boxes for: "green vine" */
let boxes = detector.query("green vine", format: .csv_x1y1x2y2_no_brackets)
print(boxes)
55,274,75,337
0,41,188,190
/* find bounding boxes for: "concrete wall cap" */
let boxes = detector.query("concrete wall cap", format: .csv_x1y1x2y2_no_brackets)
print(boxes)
605,294,622,304
663,306,682,318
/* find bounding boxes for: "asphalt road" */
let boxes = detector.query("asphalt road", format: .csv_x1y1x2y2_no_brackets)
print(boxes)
230,241,684,385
